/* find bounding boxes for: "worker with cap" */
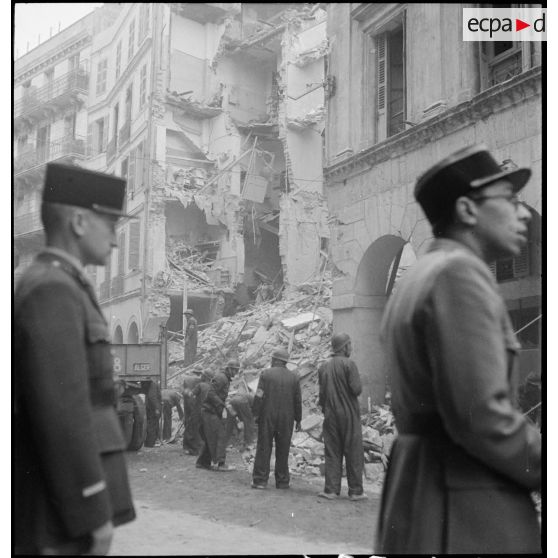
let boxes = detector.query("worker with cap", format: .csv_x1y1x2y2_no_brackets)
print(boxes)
251,349,302,489
182,366,204,455
183,309,198,366
225,390,256,451
317,333,366,501
376,145,540,554
196,360,240,471
161,388,184,442
14,163,136,554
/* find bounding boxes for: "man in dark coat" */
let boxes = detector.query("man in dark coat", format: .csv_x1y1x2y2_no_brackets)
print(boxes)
183,309,198,366
182,369,204,455
161,388,184,441
196,360,240,471
143,380,162,447
317,333,366,501
14,163,136,554
226,391,256,450
251,349,302,489
376,145,541,554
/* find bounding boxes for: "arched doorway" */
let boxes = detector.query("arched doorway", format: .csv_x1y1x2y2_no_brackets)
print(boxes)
113,325,123,344
127,322,139,344
345,235,416,406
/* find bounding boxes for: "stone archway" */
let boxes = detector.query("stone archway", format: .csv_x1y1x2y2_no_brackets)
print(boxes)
113,325,123,344
335,235,417,407
127,322,139,344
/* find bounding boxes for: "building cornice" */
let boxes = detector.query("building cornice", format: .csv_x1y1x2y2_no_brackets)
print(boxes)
324,66,542,182
15,35,92,85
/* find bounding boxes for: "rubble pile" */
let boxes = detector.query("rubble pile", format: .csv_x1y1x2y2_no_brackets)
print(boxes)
166,271,395,484
166,239,215,291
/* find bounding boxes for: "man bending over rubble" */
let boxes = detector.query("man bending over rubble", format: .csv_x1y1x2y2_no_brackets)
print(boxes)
196,360,240,471
317,333,367,501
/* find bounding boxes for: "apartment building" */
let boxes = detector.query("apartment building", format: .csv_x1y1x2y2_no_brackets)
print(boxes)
324,3,543,405
14,3,329,345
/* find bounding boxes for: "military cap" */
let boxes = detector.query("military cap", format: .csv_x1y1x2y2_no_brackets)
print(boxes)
43,162,133,218
271,349,290,363
331,332,351,353
414,144,531,225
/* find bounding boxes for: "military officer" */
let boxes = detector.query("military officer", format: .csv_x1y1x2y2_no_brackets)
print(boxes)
376,145,541,554
14,163,136,554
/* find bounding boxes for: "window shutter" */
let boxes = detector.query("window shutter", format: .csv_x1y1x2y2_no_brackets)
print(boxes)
376,33,387,142
136,141,144,189
129,149,136,194
118,231,126,275
87,124,93,156
102,116,109,151
129,220,141,270
487,260,497,277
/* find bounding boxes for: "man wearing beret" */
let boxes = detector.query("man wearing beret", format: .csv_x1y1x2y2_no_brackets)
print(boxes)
376,145,541,554
251,349,302,490
14,163,136,554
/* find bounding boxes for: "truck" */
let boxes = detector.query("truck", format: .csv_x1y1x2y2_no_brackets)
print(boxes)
112,335,168,451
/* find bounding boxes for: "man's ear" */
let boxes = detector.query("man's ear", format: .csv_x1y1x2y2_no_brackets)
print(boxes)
454,196,478,227
69,208,87,237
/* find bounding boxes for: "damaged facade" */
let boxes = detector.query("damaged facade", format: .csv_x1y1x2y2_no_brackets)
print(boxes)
14,3,330,344
324,4,542,405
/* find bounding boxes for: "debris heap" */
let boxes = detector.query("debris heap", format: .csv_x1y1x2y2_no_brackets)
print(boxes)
167,272,395,486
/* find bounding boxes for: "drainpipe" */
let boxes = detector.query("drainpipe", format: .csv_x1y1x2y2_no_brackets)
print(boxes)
141,3,160,306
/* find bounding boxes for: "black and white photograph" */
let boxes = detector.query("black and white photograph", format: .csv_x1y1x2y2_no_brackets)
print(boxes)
13,3,544,555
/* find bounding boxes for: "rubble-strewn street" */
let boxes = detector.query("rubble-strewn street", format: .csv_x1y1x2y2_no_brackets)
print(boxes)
110,443,379,556
166,274,396,486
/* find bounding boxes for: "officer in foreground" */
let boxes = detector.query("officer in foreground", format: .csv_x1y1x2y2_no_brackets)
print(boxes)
251,349,302,490
14,163,136,554
318,333,366,501
376,145,541,554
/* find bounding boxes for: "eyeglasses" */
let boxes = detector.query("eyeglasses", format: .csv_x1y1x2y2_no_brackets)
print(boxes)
467,192,525,209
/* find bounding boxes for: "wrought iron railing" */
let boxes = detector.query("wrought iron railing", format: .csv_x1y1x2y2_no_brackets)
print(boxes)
14,68,89,119
14,135,86,175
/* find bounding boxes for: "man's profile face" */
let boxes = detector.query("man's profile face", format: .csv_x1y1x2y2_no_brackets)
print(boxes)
80,210,119,266
471,179,532,260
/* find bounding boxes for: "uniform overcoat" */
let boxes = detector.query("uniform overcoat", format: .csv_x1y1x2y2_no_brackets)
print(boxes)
376,238,541,554
14,251,135,553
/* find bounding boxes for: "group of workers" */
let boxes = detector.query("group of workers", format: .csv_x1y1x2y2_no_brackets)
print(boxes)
15,143,541,555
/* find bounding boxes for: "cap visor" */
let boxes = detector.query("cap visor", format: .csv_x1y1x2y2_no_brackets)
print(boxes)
91,204,138,219
470,167,531,192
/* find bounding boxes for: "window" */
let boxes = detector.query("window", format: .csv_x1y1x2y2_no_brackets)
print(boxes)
478,4,540,89
96,59,108,95
117,231,126,276
128,149,136,194
139,64,147,107
135,140,145,189
68,53,80,73
128,19,136,62
88,116,108,156
121,157,128,180
64,113,76,138
375,22,405,141
115,41,122,80
128,219,141,270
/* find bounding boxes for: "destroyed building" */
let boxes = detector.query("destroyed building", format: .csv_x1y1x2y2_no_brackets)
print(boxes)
13,3,330,343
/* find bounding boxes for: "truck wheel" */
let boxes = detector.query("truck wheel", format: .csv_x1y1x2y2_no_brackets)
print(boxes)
128,394,147,451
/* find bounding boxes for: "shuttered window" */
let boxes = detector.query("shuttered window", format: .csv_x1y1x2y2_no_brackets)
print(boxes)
128,220,141,271
118,231,126,275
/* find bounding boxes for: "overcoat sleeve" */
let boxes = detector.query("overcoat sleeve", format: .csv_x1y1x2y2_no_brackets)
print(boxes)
17,281,112,537
293,374,302,423
425,259,541,489
251,371,266,418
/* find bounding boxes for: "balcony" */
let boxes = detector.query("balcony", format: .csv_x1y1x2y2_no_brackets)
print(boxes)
14,135,86,178
14,209,42,237
14,68,89,126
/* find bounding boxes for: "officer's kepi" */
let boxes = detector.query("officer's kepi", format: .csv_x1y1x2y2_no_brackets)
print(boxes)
43,162,135,219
